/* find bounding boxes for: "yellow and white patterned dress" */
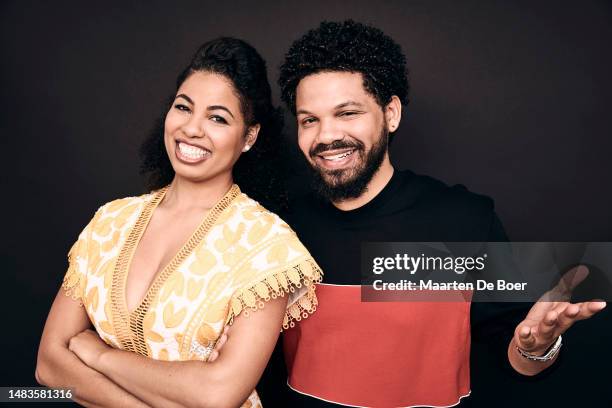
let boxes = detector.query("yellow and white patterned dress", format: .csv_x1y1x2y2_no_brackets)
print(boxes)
61,185,322,407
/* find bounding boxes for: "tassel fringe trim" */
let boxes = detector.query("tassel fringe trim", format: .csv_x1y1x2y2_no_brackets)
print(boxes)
227,258,323,330
61,242,84,306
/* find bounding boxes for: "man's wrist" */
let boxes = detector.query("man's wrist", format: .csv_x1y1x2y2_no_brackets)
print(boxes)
516,335,562,361
525,343,552,357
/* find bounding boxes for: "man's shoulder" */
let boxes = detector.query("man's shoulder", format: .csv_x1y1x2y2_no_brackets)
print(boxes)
283,170,497,230
286,191,323,212
403,171,497,239
407,171,494,215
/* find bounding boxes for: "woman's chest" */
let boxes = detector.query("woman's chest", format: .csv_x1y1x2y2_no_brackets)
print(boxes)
125,208,208,313
80,221,242,362
80,189,268,361
82,252,234,361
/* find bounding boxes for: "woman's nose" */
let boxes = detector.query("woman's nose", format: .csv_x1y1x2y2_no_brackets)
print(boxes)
180,116,205,138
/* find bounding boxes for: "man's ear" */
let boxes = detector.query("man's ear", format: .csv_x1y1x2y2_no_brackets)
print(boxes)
243,124,261,152
384,95,402,132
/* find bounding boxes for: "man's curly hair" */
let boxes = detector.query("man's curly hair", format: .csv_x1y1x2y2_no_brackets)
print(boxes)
279,20,410,114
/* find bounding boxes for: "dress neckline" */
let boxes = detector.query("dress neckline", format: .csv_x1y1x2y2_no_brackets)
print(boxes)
109,184,241,355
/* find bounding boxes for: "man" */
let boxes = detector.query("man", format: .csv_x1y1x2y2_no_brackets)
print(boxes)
241,20,606,407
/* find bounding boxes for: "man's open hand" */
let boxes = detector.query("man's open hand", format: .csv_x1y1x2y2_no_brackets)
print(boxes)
514,265,606,355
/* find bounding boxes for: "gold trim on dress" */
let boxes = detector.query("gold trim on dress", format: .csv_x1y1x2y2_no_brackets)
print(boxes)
62,208,102,306
227,256,323,331
110,184,241,355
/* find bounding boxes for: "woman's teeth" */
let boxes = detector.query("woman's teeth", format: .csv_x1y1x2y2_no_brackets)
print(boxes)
178,142,209,159
322,150,355,161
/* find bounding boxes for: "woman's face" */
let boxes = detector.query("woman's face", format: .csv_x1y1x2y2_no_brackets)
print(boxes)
164,71,257,185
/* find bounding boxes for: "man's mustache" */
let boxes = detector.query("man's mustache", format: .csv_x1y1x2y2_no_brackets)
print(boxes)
309,140,364,156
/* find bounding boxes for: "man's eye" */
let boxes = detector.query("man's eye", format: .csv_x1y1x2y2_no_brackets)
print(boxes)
339,111,359,117
174,104,191,112
301,117,317,126
211,115,228,124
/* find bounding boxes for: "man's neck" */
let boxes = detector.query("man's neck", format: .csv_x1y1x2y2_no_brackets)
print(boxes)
332,160,395,211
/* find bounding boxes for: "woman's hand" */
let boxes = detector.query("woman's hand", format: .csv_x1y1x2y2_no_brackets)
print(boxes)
68,329,110,370
85,296,288,408
37,290,151,407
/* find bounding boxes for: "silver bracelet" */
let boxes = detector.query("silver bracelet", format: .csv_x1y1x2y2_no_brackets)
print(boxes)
516,335,562,361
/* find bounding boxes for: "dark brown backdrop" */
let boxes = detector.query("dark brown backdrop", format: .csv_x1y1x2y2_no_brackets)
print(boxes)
1,0,611,406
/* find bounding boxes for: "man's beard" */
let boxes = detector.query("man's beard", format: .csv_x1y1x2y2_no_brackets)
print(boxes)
307,125,389,202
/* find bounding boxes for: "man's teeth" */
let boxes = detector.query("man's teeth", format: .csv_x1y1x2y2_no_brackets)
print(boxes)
178,142,209,159
321,150,354,161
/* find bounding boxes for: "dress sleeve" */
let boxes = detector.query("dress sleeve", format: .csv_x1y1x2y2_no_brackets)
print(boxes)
61,211,99,304
225,234,323,331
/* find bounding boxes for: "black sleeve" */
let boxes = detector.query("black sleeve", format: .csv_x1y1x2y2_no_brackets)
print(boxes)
469,212,563,400
471,211,525,339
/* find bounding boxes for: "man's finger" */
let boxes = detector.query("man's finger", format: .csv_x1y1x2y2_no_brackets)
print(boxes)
575,301,606,321
589,301,607,312
553,265,590,299
556,303,579,332
567,265,590,290
208,350,219,362
215,334,228,351
516,325,536,350
207,327,231,363
536,310,558,341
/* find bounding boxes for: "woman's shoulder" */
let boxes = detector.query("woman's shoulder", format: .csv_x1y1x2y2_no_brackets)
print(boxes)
231,191,295,237
225,191,322,330
90,190,159,226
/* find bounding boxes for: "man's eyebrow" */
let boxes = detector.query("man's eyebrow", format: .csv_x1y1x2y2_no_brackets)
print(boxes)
296,101,364,115
335,100,364,110
175,94,194,104
207,105,235,119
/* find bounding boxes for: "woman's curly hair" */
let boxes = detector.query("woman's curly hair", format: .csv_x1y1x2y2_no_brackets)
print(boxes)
279,20,410,114
140,37,288,212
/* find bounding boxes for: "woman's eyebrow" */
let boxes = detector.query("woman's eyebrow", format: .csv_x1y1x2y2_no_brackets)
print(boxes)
207,105,235,119
175,94,194,104
175,95,235,119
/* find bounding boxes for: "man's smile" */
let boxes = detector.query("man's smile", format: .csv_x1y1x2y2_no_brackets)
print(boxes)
314,148,358,170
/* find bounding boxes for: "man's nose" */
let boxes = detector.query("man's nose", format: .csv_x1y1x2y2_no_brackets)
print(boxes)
316,119,344,145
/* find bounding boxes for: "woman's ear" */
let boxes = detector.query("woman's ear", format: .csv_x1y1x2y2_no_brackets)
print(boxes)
242,124,261,152
384,95,402,132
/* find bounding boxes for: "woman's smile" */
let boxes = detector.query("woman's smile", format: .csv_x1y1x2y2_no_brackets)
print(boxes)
175,140,211,164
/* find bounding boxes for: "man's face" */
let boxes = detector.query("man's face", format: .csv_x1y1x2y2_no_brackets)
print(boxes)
295,71,390,201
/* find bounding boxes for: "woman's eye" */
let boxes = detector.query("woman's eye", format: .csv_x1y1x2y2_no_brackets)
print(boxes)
210,115,228,124
174,104,191,112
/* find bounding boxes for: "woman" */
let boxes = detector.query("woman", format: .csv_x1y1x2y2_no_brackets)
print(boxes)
36,38,322,408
